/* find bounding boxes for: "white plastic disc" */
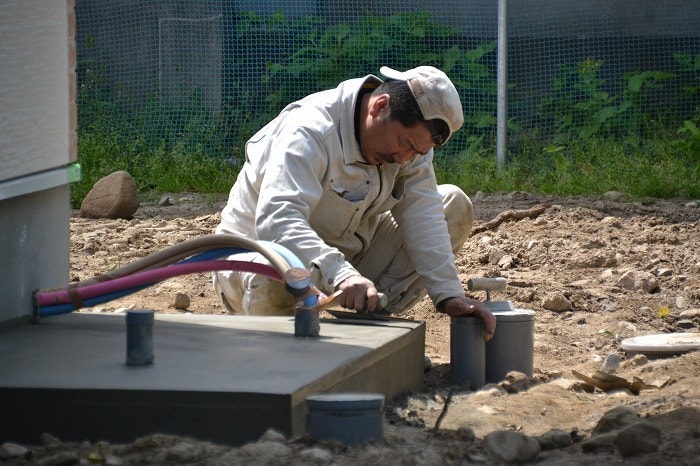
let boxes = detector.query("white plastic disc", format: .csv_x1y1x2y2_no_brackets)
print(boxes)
620,332,700,355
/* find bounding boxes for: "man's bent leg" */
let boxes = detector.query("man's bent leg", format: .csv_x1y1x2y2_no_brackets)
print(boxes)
212,253,295,316
442,184,473,254
354,184,473,313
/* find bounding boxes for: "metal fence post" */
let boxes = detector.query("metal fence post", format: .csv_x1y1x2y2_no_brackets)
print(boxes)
496,0,508,174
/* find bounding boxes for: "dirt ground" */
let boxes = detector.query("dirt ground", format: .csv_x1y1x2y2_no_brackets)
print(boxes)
9,191,700,464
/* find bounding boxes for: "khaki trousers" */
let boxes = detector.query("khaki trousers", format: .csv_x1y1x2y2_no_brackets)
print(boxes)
212,184,472,315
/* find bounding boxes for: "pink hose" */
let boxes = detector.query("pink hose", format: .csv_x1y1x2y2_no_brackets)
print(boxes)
36,260,281,307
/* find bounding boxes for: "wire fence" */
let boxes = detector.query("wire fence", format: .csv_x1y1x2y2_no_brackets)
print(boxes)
76,0,700,165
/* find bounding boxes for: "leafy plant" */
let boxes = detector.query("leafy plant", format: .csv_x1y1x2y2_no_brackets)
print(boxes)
539,59,675,139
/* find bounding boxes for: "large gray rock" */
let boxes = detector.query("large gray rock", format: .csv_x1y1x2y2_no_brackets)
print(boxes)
614,421,661,457
80,171,139,219
485,430,541,463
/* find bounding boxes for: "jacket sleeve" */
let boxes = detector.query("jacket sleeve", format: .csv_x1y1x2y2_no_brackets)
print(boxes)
391,154,465,304
252,122,360,292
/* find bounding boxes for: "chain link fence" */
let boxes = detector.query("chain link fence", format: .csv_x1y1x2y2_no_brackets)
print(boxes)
76,1,700,166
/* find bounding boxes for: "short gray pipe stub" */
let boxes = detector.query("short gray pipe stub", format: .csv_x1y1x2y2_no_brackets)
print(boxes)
485,309,535,383
306,393,384,446
450,315,485,389
126,310,154,366
294,308,320,338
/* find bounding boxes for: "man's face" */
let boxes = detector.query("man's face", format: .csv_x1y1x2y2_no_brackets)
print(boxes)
359,95,435,166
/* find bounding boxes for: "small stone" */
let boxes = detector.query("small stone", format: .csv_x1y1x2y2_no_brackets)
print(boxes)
603,191,625,201
499,371,536,393
299,446,333,462
599,354,622,374
456,426,476,442
173,293,190,310
542,293,572,312
40,433,61,447
37,451,80,466
0,442,29,459
159,195,173,206
485,430,541,463
258,428,287,443
617,270,659,293
676,319,696,329
536,429,572,450
679,308,700,318
581,431,617,452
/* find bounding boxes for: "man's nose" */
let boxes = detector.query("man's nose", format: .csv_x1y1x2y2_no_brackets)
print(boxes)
392,150,417,164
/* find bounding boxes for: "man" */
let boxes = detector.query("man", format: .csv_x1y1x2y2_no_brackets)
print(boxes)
213,65,495,340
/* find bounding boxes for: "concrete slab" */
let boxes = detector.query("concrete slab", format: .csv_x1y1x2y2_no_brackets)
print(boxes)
0,312,424,445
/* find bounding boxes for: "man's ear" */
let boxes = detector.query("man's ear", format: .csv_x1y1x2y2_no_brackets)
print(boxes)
368,93,390,117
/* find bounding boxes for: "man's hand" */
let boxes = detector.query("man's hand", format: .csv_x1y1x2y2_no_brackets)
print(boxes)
439,296,496,341
336,275,380,313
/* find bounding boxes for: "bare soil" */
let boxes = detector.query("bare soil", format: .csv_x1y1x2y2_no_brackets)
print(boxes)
11,192,700,464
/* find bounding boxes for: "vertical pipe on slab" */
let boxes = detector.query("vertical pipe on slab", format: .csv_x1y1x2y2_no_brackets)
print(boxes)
496,0,508,174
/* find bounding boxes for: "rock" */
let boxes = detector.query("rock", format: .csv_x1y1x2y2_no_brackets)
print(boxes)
599,354,622,374
0,442,29,459
498,371,536,393
37,451,80,466
542,293,572,312
676,319,696,329
159,195,174,206
498,254,514,269
603,191,625,201
488,248,505,265
80,171,139,219
239,441,292,459
456,426,476,442
581,432,617,453
299,446,333,462
173,293,191,310
614,421,661,457
40,433,61,447
621,354,648,369
593,406,639,435
473,191,487,201
485,430,540,463
258,428,287,443
536,429,572,450
601,216,622,228
616,270,659,293
680,308,700,318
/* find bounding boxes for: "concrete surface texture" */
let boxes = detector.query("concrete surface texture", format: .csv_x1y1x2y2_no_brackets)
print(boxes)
0,312,425,445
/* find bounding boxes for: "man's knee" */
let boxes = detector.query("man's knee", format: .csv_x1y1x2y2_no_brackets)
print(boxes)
438,184,473,252
213,270,295,316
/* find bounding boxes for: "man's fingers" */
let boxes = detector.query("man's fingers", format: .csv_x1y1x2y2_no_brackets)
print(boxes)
479,309,497,341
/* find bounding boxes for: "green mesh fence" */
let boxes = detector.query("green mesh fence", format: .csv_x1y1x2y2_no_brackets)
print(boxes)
76,1,700,164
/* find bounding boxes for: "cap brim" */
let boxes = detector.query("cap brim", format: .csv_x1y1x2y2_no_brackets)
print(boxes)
379,66,406,81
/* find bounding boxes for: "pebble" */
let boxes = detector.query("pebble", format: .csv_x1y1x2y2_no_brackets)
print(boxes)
0,442,29,459
542,293,572,312
485,430,541,463
536,429,572,450
173,292,191,310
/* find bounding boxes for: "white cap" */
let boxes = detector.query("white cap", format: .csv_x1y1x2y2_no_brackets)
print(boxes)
380,65,464,145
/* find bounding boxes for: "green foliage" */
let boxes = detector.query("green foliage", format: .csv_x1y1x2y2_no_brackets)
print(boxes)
256,11,498,155
539,59,676,140
440,134,699,199
74,11,699,207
